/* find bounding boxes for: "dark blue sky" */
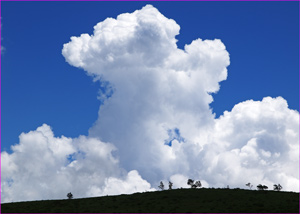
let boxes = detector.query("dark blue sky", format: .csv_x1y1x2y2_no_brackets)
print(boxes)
1,1,299,152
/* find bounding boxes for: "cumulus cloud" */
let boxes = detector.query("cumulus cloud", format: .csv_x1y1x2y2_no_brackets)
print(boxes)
1,4,299,203
62,4,230,183
88,170,155,197
200,97,299,190
1,125,153,203
1,45,4,54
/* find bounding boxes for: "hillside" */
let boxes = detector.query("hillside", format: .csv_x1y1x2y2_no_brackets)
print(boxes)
1,188,299,213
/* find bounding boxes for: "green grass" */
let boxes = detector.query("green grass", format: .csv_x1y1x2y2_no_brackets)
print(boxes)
1,188,299,213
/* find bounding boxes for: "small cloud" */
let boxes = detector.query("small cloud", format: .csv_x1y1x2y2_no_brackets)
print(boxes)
1,46,5,54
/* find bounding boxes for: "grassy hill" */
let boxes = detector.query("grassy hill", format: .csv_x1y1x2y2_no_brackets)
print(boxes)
1,188,299,213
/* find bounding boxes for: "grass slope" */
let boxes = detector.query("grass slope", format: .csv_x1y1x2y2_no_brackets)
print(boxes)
1,188,299,213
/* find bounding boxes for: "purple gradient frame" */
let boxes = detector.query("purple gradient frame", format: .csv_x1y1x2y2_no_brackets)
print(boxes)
0,1,299,213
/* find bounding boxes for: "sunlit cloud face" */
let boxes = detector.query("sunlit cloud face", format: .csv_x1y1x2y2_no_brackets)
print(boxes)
1,124,154,203
62,4,230,181
202,97,299,190
1,4,298,203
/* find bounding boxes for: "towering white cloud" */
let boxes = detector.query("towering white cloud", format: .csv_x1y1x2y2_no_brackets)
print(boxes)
1,4,299,203
62,4,230,183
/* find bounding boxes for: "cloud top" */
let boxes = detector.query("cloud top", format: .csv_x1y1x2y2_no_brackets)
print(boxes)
62,5,180,70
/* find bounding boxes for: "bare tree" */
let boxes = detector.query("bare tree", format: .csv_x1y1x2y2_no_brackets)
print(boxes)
158,181,164,190
168,181,173,190
246,183,253,190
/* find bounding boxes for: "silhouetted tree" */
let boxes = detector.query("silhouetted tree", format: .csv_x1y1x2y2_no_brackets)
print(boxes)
67,192,73,199
246,183,253,190
257,184,262,190
257,184,268,190
168,181,173,190
187,179,194,187
273,184,282,191
158,181,164,190
194,181,202,188
187,179,201,188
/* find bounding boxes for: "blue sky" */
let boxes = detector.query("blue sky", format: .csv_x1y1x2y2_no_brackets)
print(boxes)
2,1,298,153
1,1,299,202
